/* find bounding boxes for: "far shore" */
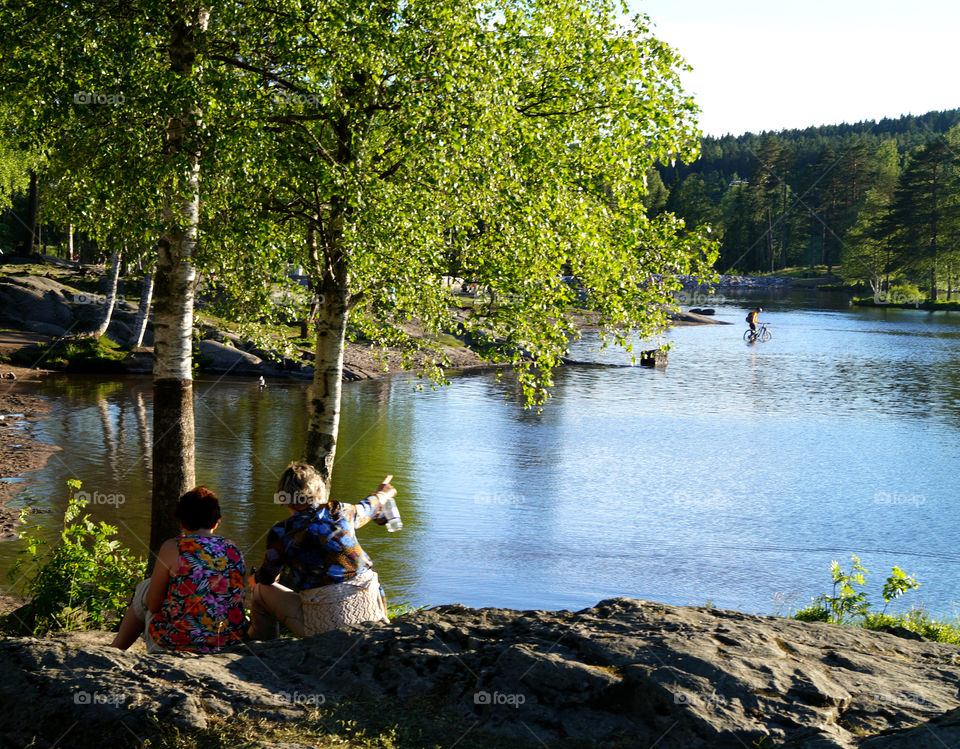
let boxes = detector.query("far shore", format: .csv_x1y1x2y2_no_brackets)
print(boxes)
0,265,733,542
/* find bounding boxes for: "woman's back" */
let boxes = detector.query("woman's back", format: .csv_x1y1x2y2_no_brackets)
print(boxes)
148,535,246,652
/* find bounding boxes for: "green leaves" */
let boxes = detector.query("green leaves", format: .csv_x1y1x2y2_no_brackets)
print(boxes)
6,480,146,635
795,555,922,627
5,0,714,409
881,566,920,607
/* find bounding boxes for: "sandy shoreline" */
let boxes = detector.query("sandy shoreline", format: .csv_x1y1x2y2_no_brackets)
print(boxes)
0,365,59,540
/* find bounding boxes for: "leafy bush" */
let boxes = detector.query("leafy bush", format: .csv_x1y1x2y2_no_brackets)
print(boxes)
794,556,879,624
794,556,921,625
791,555,960,644
4,479,145,634
862,609,960,645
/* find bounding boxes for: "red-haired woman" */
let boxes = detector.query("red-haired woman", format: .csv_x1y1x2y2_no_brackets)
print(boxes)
111,487,247,653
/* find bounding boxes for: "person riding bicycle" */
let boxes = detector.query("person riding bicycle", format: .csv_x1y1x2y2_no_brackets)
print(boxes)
746,307,762,334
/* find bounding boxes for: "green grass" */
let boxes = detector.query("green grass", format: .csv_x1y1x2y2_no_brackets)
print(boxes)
758,265,839,279
9,335,127,372
860,609,960,645
150,697,568,749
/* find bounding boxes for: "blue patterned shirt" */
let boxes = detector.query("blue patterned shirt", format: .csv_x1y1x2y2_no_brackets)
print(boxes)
255,496,389,590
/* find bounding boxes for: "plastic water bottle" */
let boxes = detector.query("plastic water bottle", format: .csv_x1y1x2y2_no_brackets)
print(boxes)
383,496,403,532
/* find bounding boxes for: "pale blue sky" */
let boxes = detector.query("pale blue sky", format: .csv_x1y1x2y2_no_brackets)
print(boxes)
630,0,960,136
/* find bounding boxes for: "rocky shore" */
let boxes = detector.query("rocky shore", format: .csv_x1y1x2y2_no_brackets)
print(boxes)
683,274,796,289
1,598,958,747
0,366,58,539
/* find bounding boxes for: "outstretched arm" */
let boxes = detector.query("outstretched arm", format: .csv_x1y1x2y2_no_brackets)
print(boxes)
353,476,397,529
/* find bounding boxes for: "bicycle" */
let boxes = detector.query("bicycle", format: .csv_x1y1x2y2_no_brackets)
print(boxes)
743,323,772,343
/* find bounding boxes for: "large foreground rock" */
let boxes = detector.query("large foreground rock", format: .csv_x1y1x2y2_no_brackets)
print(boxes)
1,598,959,747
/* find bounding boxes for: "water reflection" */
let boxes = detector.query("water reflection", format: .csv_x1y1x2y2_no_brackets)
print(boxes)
4,291,960,617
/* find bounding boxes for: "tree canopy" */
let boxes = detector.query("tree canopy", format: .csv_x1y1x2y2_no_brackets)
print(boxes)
1,0,716,540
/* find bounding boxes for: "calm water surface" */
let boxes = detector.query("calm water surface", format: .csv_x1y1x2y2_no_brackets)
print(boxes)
4,290,960,617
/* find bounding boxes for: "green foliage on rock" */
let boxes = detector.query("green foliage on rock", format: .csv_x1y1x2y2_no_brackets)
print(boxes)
790,555,960,645
4,480,145,634
9,335,126,372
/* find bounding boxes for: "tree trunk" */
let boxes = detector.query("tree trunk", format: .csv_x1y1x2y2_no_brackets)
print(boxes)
17,170,38,257
303,279,349,485
303,220,349,488
130,271,154,347
780,183,787,270
67,223,75,262
91,248,122,338
767,207,774,273
149,8,208,559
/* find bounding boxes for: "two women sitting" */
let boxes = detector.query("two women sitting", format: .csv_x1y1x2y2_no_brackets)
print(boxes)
112,463,398,654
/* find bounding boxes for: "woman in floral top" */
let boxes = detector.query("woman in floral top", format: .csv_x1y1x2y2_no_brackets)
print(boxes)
112,487,247,653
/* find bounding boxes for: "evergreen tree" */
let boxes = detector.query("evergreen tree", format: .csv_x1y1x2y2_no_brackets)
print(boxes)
880,129,960,300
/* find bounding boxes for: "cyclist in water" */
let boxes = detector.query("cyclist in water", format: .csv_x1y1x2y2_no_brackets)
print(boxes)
746,307,762,335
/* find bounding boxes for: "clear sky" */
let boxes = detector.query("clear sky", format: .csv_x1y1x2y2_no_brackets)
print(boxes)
629,0,960,137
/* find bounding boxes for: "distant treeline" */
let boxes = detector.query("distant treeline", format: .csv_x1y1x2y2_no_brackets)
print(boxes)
649,108,960,296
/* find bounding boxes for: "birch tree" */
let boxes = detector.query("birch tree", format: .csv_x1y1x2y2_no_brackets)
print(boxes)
207,0,715,484
0,0,215,552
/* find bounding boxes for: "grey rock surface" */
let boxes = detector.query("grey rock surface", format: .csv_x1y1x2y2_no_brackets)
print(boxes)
20,320,68,338
0,275,77,327
197,339,272,375
1,598,959,747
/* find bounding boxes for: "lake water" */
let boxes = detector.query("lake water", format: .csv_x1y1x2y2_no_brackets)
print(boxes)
4,290,960,618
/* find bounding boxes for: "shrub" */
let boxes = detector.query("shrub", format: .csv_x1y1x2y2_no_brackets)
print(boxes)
790,556,960,644
3,479,145,634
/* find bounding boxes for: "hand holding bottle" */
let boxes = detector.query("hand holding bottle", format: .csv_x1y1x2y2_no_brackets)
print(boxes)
378,475,402,532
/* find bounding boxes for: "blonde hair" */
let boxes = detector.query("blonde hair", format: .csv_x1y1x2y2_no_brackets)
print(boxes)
275,462,327,506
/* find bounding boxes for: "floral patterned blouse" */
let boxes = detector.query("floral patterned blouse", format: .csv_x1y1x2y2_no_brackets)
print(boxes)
148,535,247,653
255,496,389,591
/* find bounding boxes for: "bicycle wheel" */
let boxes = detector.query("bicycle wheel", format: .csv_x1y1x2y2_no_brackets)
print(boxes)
760,328,772,342
743,330,755,342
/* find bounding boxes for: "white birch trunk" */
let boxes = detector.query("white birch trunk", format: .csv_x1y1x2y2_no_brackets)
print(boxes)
149,7,209,556
304,283,349,485
91,248,122,339
130,271,154,348
303,221,349,487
